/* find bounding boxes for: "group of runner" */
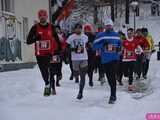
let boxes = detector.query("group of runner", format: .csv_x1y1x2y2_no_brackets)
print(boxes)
27,9,155,104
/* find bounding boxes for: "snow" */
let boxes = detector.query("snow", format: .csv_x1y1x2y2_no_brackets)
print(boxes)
0,52,160,120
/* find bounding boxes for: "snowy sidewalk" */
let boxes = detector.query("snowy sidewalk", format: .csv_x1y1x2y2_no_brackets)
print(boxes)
0,54,160,120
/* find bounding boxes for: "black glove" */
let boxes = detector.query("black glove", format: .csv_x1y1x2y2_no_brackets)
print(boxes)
151,49,156,53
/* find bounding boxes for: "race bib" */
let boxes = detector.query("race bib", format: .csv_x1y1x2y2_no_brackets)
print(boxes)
37,40,50,50
50,55,61,63
104,43,116,53
127,51,134,57
75,45,84,54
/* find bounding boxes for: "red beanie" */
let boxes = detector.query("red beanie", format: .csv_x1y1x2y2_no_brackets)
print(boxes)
84,24,92,32
38,9,48,19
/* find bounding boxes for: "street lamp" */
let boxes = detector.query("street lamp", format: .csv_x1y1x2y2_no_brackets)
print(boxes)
130,1,139,32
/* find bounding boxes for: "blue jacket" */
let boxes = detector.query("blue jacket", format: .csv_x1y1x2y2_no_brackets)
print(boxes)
93,31,121,64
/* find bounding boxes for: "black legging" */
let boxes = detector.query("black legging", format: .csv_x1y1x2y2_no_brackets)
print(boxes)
103,61,118,98
95,56,105,79
79,66,88,94
88,58,94,83
116,60,123,83
122,61,135,85
143,59,150,77
50,62,62,77
135,54,144,78
36,56,56,89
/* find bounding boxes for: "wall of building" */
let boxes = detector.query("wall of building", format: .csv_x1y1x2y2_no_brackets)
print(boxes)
15,0,49,63
0,0,49,65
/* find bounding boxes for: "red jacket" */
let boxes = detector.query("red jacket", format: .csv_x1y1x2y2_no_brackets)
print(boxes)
122,38,139,61
134,36,149,51
35,23,57,56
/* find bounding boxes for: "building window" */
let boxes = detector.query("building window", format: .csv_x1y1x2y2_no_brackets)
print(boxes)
2,0,15,13
23,17,28,41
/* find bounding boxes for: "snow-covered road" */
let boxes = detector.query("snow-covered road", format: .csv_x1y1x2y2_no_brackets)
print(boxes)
0,53,160,120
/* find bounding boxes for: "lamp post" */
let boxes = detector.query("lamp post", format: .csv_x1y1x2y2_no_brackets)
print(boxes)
130,1,138,32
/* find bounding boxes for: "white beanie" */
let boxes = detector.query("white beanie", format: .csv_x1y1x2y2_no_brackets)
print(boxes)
104,19,113,26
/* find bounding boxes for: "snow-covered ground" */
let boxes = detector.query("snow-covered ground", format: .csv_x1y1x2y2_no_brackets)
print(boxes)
0,52,160,120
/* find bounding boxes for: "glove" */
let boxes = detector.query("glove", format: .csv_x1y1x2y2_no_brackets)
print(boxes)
151,49,156,53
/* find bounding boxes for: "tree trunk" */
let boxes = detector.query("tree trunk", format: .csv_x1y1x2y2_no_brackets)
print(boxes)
94,5,98,24
111,0,115,21
125,0,129,24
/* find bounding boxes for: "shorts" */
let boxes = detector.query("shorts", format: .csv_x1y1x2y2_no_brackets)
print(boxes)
72,60,88,72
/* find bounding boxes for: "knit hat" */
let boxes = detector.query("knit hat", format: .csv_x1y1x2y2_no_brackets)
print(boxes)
104,19,113,26
84,24,93,32
38,9,48,19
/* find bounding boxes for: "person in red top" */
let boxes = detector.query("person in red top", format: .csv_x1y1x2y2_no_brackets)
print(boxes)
134,28,149,79
49,25,67,87
122,28,140,91
134,29,149,51
55,25,67,51
27,9,61,96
